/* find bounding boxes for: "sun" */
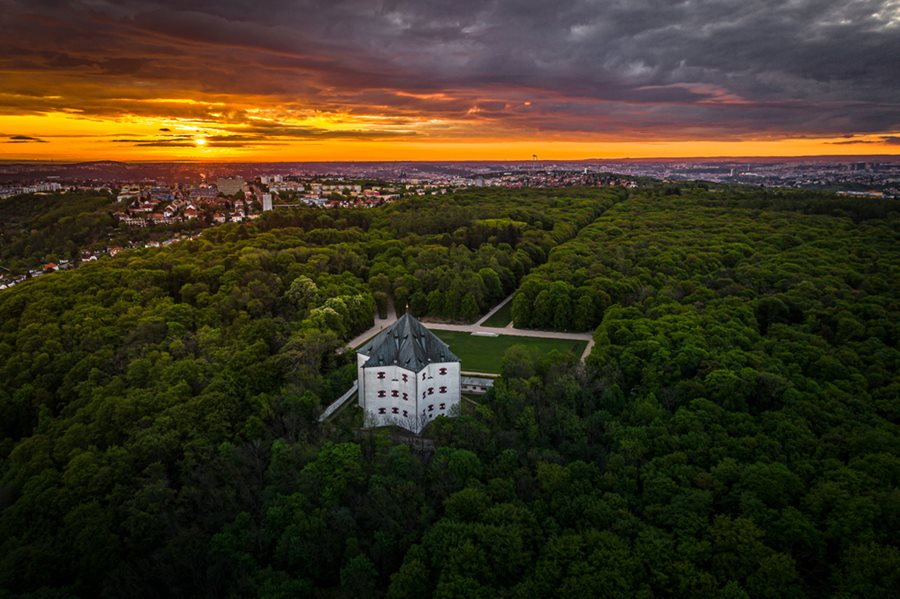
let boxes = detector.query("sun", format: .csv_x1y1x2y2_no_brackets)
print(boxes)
194,137,207,147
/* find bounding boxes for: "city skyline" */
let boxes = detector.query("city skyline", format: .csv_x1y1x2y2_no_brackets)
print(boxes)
2,0,899,161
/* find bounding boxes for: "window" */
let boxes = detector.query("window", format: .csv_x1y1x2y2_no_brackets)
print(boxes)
376,371,386,380
428,404,434,412
439,367,447,375
402,410,408,418
401,373,408,382
439,386,447,394
392,407,399,414
422,391,426,399
402,392,409,401
440,403,446,410
391,390,399,398
377,390,386,398
422,372,426,380
378,407,386,414
427,387,434,395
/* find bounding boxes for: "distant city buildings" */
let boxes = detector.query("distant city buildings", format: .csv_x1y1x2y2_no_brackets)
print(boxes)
0,181,62,199
2,160,897,291
215,177,245,195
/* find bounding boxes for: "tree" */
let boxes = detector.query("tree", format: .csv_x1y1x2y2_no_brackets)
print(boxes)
459,293,480,323
511,292,532,328
285,275,320,312
340,555,378,597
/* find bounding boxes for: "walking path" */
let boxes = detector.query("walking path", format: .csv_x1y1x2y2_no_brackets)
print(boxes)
461,370,501,378
425,321,593,342
473,293,514,326
345,300,398,349
328,297,596,424
318,381,358,422
343,297,596,361
426,321,595,362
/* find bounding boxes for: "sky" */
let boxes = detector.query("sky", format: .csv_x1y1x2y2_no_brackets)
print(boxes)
1,0,899,161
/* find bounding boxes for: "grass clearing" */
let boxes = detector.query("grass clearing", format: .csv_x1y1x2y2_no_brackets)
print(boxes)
481,299,514,327
436,330,588,373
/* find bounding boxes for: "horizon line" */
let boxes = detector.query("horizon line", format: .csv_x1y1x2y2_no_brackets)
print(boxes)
2,153,899,166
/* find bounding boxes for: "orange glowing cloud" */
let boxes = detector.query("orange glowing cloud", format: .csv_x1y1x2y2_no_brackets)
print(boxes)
0,0,897,161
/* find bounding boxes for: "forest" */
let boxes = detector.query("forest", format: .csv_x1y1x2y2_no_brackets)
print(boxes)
0,191,120,271
0,184,898,598
0,191,202,274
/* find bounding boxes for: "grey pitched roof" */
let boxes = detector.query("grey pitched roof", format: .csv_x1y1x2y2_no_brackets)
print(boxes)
359,313,460,370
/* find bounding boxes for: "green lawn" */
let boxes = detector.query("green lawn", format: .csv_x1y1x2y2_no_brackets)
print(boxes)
481,298,514,327
436,330,589,373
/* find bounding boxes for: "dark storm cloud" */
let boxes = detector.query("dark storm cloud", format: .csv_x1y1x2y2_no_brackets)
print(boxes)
1,0,898,139
108,124,416,148
4,134,48,143
829,134,900,145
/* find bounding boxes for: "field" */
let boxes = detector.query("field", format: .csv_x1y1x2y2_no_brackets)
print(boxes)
434,330,588,373
480,297,514,327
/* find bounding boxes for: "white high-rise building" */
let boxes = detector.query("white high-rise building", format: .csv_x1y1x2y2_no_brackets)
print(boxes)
357,313,461,434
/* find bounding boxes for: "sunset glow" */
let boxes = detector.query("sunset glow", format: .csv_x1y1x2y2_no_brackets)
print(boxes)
1,0,898,161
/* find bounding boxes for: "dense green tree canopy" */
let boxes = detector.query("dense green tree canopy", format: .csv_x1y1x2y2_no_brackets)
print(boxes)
1,185,897,597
